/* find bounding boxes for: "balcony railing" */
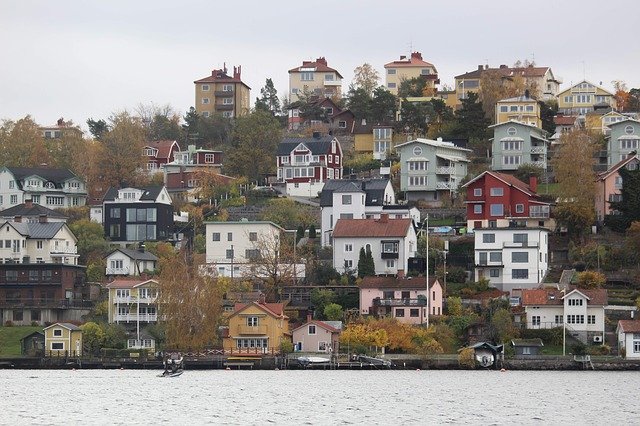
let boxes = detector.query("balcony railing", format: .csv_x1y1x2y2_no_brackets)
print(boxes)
530,146,547,154
114,313,158,322
323,80,342,87
436,166,454,175
528,161,546,168
503,242,539,248
236,324,267,335
106,267,130,275
435,181,456,190
214,90,234,97
215,104,234,111
113,296,157,304
373,298,427,307
50,246,78,255
0,298,94,309
381,252,399,259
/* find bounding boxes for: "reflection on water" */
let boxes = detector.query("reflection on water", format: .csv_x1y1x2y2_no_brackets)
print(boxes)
2,370,637,425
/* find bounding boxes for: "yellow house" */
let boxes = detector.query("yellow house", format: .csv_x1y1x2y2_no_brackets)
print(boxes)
223,300,289,354
105,279,159,326
194,65,251,119
585,109,639,135
44,322,82,356
288,57,343,102
384,52,439,96
495,95,541,128
557,80,616,116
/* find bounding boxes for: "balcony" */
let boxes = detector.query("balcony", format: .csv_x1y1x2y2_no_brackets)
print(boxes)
530,146,546,154
215,104,234,111
436,166,454,175
381,251,399,259
503,242,539,248
323,80,342,87
237,324,267,335
114,313,158,322
0,298,94,309
106,267,130,275
373,298,427,307
528,161,546,168
436,181,456,190
50,246,78,255
214,90,234,97
114,295,157,304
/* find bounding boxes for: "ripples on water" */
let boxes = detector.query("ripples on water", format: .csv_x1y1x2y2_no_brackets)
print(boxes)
1,370,637,425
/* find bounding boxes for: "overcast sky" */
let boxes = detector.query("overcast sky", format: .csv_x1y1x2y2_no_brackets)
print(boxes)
1,0,639,131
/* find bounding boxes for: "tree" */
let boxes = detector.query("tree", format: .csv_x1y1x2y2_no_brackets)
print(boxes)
479,67,539,123
308,225,317,239
0,116,50,168
370,87,397,123
158,251,224,349
452,92,490,141
260,198,316,230
576,270,606,289
539,100,558,134
249,232,298,302
87,118,108,140
627,88,640,112
98,111,147,187
69,219,109,264
352,63,380,97
489,308,519,343
224,110,281,182
609,166,640,230
514,163,543,183
310,289,336,319
324,303,343,321
254,78,281,116
446,296,463,316
612,80,630,111
398,77,427,98
398,100,430,137
345,86,372,120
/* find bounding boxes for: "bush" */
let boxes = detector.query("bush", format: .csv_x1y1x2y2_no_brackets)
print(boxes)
458,347,475,369
4,320,13,327
520,328,563,346
588,344,610,356
571,341,587,356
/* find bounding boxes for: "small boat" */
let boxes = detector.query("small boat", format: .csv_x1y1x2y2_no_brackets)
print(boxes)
158,369,183,378
297,356,331,367
357,355,392,368
159,352,184,377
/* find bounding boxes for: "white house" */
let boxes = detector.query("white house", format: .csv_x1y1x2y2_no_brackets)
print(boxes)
204,220,304,279
104,248,159,276
522,287,607,344
617,320,640,359
0,167,87,210
319,178,419,247
0,220,78,265
331,215,417,276
474,227,549,293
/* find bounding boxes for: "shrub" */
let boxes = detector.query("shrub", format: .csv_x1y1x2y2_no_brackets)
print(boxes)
520,328,563,346
4,320,13,327
588,344,610,356
458,347,475,369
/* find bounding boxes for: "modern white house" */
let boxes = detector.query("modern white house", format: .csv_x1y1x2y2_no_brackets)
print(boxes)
395,138,471,204
104,248,159,276
522,287,607,344
616,320,640,359
0,167,87,209
319,179,419,247
473,227,549,293
204,220,304,279
331,215,417,276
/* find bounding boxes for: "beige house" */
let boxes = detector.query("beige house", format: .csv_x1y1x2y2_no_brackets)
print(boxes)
44,322,82,356
193,65,250,118
291,318,342,353
384,52,439,96
557,80,616,117
288,57,342,103
595,154,640,222
105,278,159,325
223,299,289,354
495,95,541,128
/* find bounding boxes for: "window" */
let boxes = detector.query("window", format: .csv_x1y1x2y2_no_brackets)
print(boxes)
507,127,517,136
482,233,495,243
202,111,210,118
568,299,584,306
201,85,209,91
227,232,233,241
473,188,482,196
412,146,423,156
588,315,596,324
29,270,38,281
51,342,64,350
395,309,405,317
515,204,525,214
338,121,347,128
490,204,504,216
204,153,215,163
473,204,482,214
408,161,428,171
555,315,563,324
479,252,487,265
490,188,504,196
625,125,635,135
532,316,540,326
222,111,233,118
489,252,502,262
202,98,210,104
512,252,529,263
386,259,395,268
36,240,43,250
212,232,220,242
490,269,500,277
246,317,259,326
248,232,257,242
502,155,522,166
410,309,419,317
382,241,399,253
513,234,528,245
300,72,314,81
344,244,353,252
345,260,353,268
387,69,396,75
342,194,352,205
620,139,639,150
308,325,316,335
387,83,396,89
10,195,17,204
512,269,528,279
223,98,234,105
226,249,234,259
500,105,508,112
222,84,233,92
502,141,522,151
408,176,427,186
53,329,63,337
374,128,392,139
110,208,121,219
9,181,15,189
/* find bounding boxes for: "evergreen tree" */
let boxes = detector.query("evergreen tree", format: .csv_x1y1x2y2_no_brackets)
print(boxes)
453,92,490,140
345,86,372,121
357,247,367,278
255,78,281,116
358,246,375,277
609,166,640,230
87,118,108,140
370,87,397,123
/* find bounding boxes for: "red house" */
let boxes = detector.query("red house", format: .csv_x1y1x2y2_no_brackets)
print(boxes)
143,140,181,173
462,171,552,230
276,134,342,197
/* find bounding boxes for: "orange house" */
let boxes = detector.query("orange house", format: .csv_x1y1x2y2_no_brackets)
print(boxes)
223,298,289,354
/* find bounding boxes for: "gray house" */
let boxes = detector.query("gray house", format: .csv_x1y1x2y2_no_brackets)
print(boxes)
607,119,640,168
396,138,471,203
511,338,544,356
490,121,549,172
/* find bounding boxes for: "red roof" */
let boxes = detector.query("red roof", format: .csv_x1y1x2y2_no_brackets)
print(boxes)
332,217,413,238
359,275,440,289
597,154,639,180
522,287,607,306
232,301,286,318
456,65,550,80
288,57,343,78
291,320,341,334
618,320,640,333
146,140,179,161
194,68,248,86
463,170,539,198
384,52,435,69
554,115,577,126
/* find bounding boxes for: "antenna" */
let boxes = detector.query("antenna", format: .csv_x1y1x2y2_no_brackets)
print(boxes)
581,61,586,80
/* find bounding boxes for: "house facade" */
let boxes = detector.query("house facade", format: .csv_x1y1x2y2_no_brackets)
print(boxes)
522,287,607,344
396,138,471,203
332,216,417,276
359,276,443,325
44,322,83,356
607,119,640,168
319,178,418,247
105,248,158,276
223,299,289,353
616,320,640,359
105,279,158,331
276,135,342,197
474,227,549,293
40,118,83,140
0,167,87,210
384,52,439,96
595,154,640,222
495,95,541,128
0,199,68,223
288,57,342,103
490,121,549,172
102,186,174,243
557,80,616,116
194,65,251,118
463,171,552,230
291,319,342,353
143,140,180,174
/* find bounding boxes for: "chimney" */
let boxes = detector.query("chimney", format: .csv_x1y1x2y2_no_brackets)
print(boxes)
316,57,327,66
400,55,407,60
57,117,64,126
499,64,508,69
25,198,33,209
307,312,312,323
379,213,389,223
234,65,241,80
223,62,227,74
258,293,266,304
138,242,146,253
478,65,483,71
411,52,422,60
397,269,405,279
14,215,22,223
38,214,47,223
524,89,530,99
529,176,538,193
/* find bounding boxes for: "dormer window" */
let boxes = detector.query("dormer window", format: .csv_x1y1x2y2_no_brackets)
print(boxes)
45,182,55,189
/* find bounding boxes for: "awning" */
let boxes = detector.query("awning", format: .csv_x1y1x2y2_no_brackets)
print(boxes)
406,157,429,162
436,154,470,162
619,135,640,140
499,137,524,142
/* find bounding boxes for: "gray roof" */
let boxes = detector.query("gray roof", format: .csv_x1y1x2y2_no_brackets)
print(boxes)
320,179,390,207
102,186,165,202
276,136,335,156
107,248,159,262
323,321,343,331
0,203,68,219
5,167,81,191
5,221,66,239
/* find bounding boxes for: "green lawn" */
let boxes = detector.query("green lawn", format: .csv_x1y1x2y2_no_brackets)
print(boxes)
0,326,43,357
537,183,559,196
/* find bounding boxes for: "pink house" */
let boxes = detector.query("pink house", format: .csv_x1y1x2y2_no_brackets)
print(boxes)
291,318,342,353
595,153,639,222
359,276,443,325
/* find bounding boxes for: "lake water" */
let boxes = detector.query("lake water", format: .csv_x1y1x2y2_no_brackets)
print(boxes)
2,369,638,425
